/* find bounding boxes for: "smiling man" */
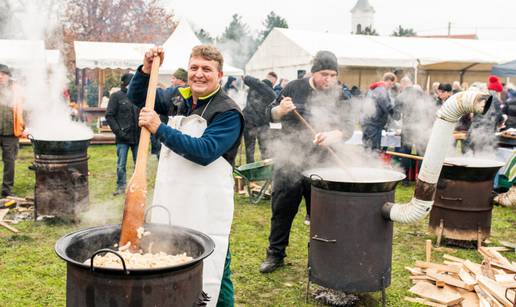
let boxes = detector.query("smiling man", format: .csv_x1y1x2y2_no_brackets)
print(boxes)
128,45,244,307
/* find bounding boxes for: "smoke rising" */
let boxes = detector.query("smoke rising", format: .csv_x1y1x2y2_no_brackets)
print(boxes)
1,2,92,141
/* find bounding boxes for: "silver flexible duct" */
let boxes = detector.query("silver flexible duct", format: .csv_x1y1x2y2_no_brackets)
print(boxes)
382,88,492,223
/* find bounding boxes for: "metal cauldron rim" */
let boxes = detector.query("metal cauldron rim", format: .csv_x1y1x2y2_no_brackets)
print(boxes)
444,157,504,168
55,224,215,274
304,167,405,193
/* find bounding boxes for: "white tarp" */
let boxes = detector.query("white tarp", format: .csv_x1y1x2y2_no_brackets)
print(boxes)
0,39,46,69
246,28,516,77
160,21,244,76
74,41,153,69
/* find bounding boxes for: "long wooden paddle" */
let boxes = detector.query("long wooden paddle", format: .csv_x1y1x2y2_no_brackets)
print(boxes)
119,56,160,251
292,109,347,168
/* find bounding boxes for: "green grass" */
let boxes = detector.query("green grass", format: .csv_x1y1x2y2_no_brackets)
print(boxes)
0,145,514,307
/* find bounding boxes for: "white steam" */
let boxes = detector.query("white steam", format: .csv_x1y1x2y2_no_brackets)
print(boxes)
3,2,92,141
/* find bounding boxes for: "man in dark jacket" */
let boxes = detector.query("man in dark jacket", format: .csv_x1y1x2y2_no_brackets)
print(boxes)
360,72,397,151
259,51,354,273
242,72,277,163
105,73,140,195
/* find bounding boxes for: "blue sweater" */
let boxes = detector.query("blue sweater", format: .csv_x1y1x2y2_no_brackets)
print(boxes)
127,67,242,166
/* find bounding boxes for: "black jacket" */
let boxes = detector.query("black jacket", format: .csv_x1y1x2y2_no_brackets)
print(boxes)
266,78,354,168
243,76,276,127
105,88,141,144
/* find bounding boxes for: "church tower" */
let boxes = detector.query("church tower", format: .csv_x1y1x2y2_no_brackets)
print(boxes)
351,0,375,34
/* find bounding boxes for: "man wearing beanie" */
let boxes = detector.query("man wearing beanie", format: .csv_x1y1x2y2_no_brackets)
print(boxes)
105,72,141,195
360,72,397,151
171,68,187,87
0,64,25,197
259,51,354,273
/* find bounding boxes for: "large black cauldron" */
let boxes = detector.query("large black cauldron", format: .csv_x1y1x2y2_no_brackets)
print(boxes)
429,157,504,243
29,137,91,221
304,167,404,295
55,224,215,307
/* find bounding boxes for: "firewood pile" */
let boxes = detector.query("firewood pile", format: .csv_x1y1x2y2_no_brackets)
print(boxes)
405,241,516,306
0,196,35,233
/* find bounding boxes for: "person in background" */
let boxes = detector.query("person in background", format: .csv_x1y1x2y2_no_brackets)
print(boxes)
350,85,362,97
431,82,440,99
259,51,354,273
452,80,462,94
436,83,452,105
223,76,238,93
242,72,277,163
464,79,505,153
394,77,434,185
170,68,187,87
360,72,397,151
503,86,516,129
273,78,288,96
105,73,141,196
0,64,24,197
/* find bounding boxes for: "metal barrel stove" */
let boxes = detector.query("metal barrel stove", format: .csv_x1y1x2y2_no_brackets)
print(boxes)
55,223,215,307
29,137,90,221
429,157,504,245
304,167,405,303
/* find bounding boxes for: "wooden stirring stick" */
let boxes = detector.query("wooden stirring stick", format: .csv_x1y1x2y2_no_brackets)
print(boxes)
119,56,160,251
292,110,347,168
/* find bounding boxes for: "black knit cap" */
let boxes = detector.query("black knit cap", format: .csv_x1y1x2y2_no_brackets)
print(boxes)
311,50,338,73
121,73,134,86
0,64,11,76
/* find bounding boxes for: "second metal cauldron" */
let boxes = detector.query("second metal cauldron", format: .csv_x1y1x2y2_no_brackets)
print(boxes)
304,167,405,295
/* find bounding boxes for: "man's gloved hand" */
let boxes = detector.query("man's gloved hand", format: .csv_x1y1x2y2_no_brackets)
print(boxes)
313,130,344,146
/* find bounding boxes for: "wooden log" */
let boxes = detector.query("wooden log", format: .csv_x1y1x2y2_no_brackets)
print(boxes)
410,275,432,281
416,261,461,274
426,239,432,262
463,260,482,277
404,296,448,307
475,285,503,307
477,276,514,307
455,288,479,307
458,269,476,287
409,281,463,306
485,247,512,266
0,208,8,221
443,254,466,264
0,221,19,233
406,266,425,275
490,261,516,273
426,269,474,291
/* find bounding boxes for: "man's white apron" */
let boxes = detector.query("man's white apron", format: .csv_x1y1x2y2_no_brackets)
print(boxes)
151,114,234,306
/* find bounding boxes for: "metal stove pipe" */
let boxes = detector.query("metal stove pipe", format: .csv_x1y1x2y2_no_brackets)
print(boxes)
382,88,492,223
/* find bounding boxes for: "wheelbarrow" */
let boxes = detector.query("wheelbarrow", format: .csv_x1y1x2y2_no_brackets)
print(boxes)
234,159,273,204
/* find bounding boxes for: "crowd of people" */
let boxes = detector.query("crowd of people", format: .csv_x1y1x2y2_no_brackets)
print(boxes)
1,44,515,306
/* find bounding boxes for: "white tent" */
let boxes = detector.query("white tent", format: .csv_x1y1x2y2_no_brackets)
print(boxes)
246,28,516,81
160,21,244,76
0,39,46,69
74,41,153,69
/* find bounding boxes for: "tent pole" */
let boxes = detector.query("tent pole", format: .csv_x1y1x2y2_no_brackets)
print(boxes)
414,65,418,85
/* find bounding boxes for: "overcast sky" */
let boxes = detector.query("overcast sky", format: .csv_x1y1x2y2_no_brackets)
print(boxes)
164,0,516,41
